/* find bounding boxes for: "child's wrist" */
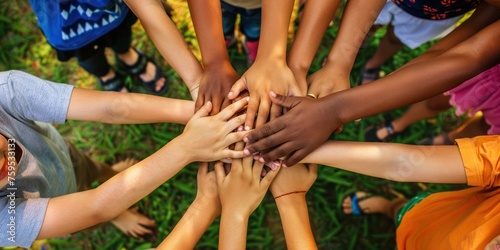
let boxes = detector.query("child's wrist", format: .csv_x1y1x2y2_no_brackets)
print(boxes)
274,191,307,207
191,197,221,218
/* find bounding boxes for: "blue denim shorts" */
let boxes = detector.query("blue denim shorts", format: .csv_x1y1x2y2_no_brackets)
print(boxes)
221,1,261,40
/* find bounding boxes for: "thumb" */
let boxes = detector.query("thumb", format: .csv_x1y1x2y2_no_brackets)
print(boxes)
228,78,248,100
191,101,212,120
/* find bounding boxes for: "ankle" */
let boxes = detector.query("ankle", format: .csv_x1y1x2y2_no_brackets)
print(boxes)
100,69,116,82
116,48,139,66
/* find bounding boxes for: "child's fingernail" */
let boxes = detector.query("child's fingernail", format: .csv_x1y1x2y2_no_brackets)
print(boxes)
245,126,251,131
270,91,277,98
270,163,278,170
245,96,250,101
243,137,249,143
243,149,251,155
237,125,243,131
228,91,233,97
259,157,265,163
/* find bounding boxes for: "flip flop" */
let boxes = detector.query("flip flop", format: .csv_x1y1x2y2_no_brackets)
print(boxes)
345,192,375,216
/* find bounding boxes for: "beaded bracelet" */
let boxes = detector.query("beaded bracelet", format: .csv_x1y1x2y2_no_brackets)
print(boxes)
274,191,306,200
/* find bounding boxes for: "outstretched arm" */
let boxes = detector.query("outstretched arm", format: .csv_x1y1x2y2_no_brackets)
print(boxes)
287,0,340,93
306,0,385,98
302,141,465,184
270,164,318,250
187,0,239,114
158,163,220,249
244,20,500,166
67,88,194,125
400,1,500,68
124,0,203,99
37,98,249,239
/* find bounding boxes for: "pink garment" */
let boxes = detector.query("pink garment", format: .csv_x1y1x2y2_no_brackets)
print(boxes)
446,64,500,134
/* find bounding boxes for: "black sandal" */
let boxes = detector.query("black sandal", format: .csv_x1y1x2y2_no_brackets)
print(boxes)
365,121,398,142
98,73,128,92
116,48,169,96
358,67,381,85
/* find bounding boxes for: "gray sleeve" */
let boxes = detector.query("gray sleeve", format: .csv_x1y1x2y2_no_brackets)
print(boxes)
0,70,74,124
0,197,49,248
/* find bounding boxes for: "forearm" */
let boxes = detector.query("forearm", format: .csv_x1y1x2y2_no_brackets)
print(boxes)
257,0,295,61
67,89,194,125
325,0,385,73
302,141,466,183
125,0,203,88
288,0,340,75
188,0,231,67
38,138,191,239
401,2,500,69
276,194,317,250
158,199,218,249
219,212,248,250
334,20,500,125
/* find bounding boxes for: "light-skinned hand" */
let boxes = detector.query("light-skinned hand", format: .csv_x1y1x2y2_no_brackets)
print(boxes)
270,163,317,198
215,142,280,217
485,235,500,250
306,63,350,98
244,91,341,166
176,97,250,163
194,63,239,115
193,162,221,216
228,59,302,130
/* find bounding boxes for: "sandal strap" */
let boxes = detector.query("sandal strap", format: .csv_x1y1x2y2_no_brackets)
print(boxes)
349,192,374,216
140,60,169,96
99,74,125,92
116,48,148,76
385,122,395,136
360,67,381,84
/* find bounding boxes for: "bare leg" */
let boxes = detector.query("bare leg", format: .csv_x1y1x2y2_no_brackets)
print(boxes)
362,25,403,84
433,112,489,144
376,94,451,140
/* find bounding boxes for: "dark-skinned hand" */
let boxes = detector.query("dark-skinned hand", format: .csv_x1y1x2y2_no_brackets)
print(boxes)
243,91,341,166
194,63,239,115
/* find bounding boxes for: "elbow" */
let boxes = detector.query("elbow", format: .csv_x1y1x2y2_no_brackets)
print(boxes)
101,92,131,124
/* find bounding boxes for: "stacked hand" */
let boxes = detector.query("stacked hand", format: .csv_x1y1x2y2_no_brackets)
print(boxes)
228,59,302,130
216,141,281,217
243,91,342,166
194,63,239,115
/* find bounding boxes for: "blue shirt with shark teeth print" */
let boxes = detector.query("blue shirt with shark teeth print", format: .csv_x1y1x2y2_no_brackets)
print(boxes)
29,0,129,51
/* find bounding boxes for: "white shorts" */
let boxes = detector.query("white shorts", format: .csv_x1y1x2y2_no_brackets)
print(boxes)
374,1,463,49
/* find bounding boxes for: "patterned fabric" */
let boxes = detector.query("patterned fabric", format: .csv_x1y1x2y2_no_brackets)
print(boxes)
29,0,129,50
392,0,480,20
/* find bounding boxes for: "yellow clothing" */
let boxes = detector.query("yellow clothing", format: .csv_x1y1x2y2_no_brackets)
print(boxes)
397,135,500,249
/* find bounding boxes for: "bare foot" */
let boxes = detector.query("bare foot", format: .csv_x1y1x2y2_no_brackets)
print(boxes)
342,192,392,216
111,158,138,172
111,207,155,238
141,61,166,92
343,192,408,219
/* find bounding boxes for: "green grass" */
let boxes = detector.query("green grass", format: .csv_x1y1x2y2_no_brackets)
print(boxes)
1,1,466,249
